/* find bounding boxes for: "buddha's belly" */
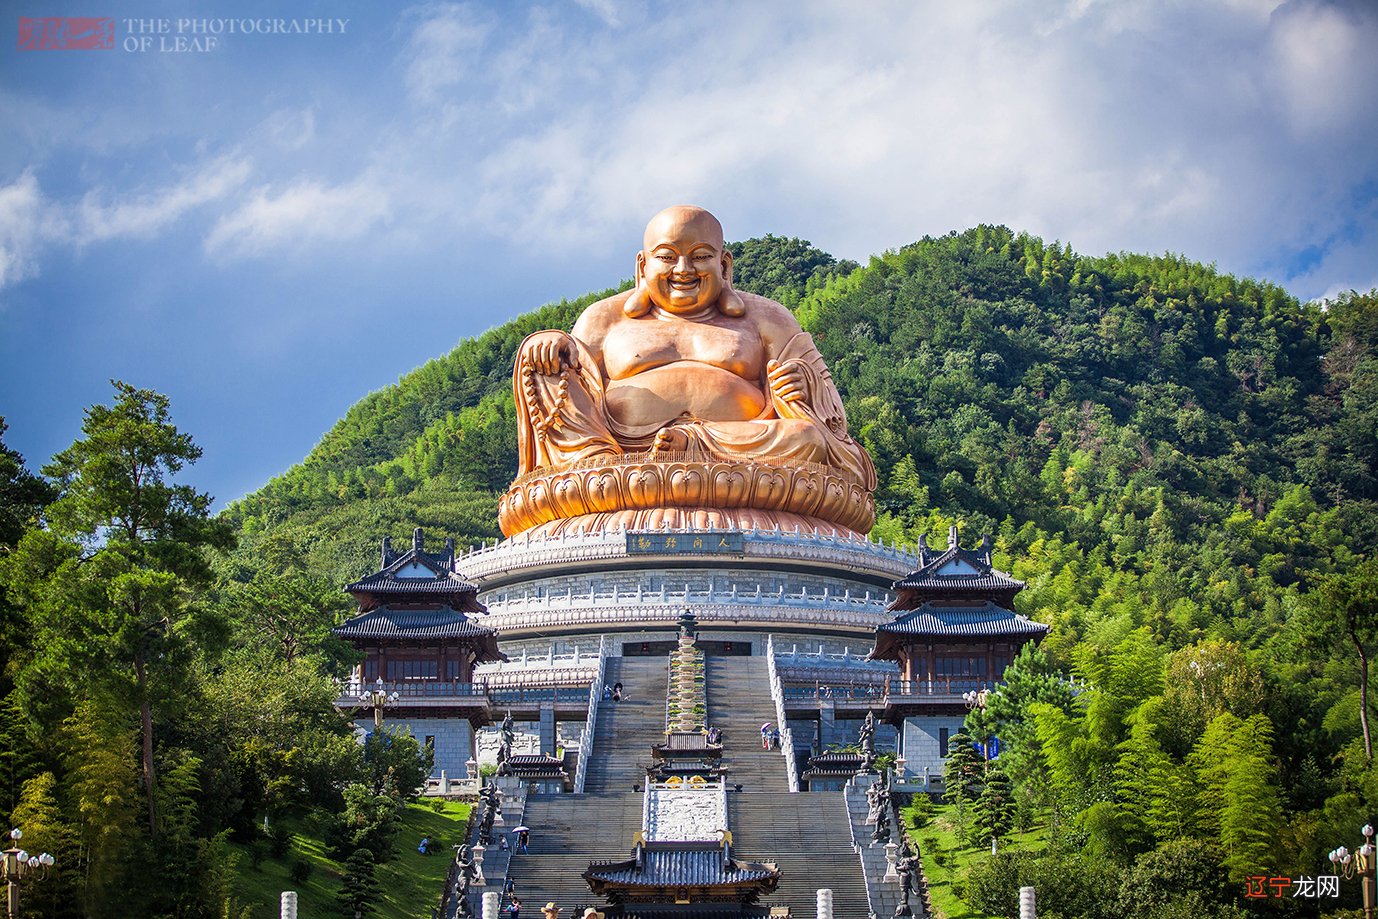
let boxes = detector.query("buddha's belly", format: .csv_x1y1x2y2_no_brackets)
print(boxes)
606,362,768,428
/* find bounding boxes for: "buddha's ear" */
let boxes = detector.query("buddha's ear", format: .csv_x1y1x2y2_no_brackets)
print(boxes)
718,249,745,317
624,250,652,318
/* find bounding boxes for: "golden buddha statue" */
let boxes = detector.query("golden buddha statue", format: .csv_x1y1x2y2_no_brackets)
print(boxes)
500,206,876,538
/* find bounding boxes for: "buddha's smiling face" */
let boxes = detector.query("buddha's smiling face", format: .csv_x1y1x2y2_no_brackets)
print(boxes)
639,206,731,315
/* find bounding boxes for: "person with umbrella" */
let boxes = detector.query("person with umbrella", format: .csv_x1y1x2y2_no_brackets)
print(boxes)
513,825,531,853
760,722,772,750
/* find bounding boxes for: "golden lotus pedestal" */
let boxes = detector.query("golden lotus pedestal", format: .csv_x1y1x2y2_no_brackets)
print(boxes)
498,452,876,539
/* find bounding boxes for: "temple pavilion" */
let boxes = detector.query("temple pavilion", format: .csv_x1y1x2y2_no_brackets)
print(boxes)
871,526,1049,783
332,528,504,777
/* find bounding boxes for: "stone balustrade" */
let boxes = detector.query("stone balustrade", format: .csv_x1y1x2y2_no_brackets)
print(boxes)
458,525,917,584
477,601,891,635
765,635,801,793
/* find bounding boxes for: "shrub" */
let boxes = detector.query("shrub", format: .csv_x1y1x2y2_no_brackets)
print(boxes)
266,823,292,858
288,859,313,885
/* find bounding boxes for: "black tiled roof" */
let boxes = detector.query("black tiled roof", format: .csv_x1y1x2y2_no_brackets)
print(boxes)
332,606,495,640
345,529,477,595
893,549,1024,592
803,751,863,777
585,849,778,888
877,602,1049,639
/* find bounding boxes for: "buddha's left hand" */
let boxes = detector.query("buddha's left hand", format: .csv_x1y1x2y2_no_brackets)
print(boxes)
766,359,808,403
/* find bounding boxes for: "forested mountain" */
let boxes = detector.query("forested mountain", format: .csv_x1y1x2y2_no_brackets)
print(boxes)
220,228,1378,913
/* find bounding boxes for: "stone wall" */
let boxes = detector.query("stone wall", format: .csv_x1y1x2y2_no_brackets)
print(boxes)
900,714,969,786
384,717,475,779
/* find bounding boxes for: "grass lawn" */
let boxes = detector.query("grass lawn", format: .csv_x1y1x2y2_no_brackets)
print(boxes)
900,799,1050,919
228,800,472,919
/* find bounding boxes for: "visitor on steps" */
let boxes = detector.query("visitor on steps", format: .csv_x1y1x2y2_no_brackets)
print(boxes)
506,893,521,917
770,726,781,750
761,722,771,750
518,828,530,853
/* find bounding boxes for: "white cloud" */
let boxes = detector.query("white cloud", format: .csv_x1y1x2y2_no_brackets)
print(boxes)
0,172,45,290
573,0,621,28
401,3,492,104
74,156,251,244
204,175,392,259
0,157,251,291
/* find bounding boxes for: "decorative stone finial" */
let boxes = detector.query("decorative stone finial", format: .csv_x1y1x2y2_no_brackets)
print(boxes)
444,537,455,562
917,534,928,563
381,536,392,568
980,533,993,560
413,527,424,552
948,524,959,550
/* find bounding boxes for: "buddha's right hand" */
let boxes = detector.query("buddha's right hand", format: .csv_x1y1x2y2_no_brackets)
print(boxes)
522,330,580,376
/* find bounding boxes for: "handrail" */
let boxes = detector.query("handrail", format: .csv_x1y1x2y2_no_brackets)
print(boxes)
339,680,487,699
885,679,1001,699
573,636,608,794
765,635,799,793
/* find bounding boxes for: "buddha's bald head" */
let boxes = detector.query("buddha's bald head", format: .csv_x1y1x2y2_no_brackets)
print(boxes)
642,205,725,251
628,205,744,318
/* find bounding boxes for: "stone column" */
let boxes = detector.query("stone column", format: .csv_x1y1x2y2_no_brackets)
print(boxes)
482,891,501,919
1020,886,1036,919
280,891,297,919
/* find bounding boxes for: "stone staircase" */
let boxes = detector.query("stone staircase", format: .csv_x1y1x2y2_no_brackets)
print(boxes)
729,791,873,917
705,656,791,793
703,656,870,917
502,657,666,912
487,654,873,917
501,792,644,914
582,657,670,793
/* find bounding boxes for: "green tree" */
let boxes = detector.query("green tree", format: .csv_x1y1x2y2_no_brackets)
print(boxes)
1303,557,1378,760
9,771,80,919
361,726,433,800
1160,639,1264,756
943,731,984,832
9,382,233,833
0,418,54,697
1189,713,1284,879
326,784,402,861
336,847,380,919
975,766,1016,846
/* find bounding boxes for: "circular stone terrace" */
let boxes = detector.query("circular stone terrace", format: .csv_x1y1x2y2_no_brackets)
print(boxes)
457,525,918,640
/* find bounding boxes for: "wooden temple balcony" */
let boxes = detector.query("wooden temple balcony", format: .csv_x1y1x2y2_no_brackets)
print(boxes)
336,679,492,722
882,678,1002,717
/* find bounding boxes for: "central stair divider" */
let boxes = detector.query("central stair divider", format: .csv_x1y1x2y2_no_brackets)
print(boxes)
766,634,800,792
572,636,608,793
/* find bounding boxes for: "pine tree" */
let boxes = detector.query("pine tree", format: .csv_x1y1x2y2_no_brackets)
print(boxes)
943,732,984,833
337,847,380,918
975,766,1016,845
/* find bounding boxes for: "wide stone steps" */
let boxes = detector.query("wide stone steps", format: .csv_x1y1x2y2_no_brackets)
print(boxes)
501,792,644,914
582,657,670,794
706,656,791,794
730,791,872,917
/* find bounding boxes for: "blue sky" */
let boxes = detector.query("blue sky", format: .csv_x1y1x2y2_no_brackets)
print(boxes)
3,0,1376,509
